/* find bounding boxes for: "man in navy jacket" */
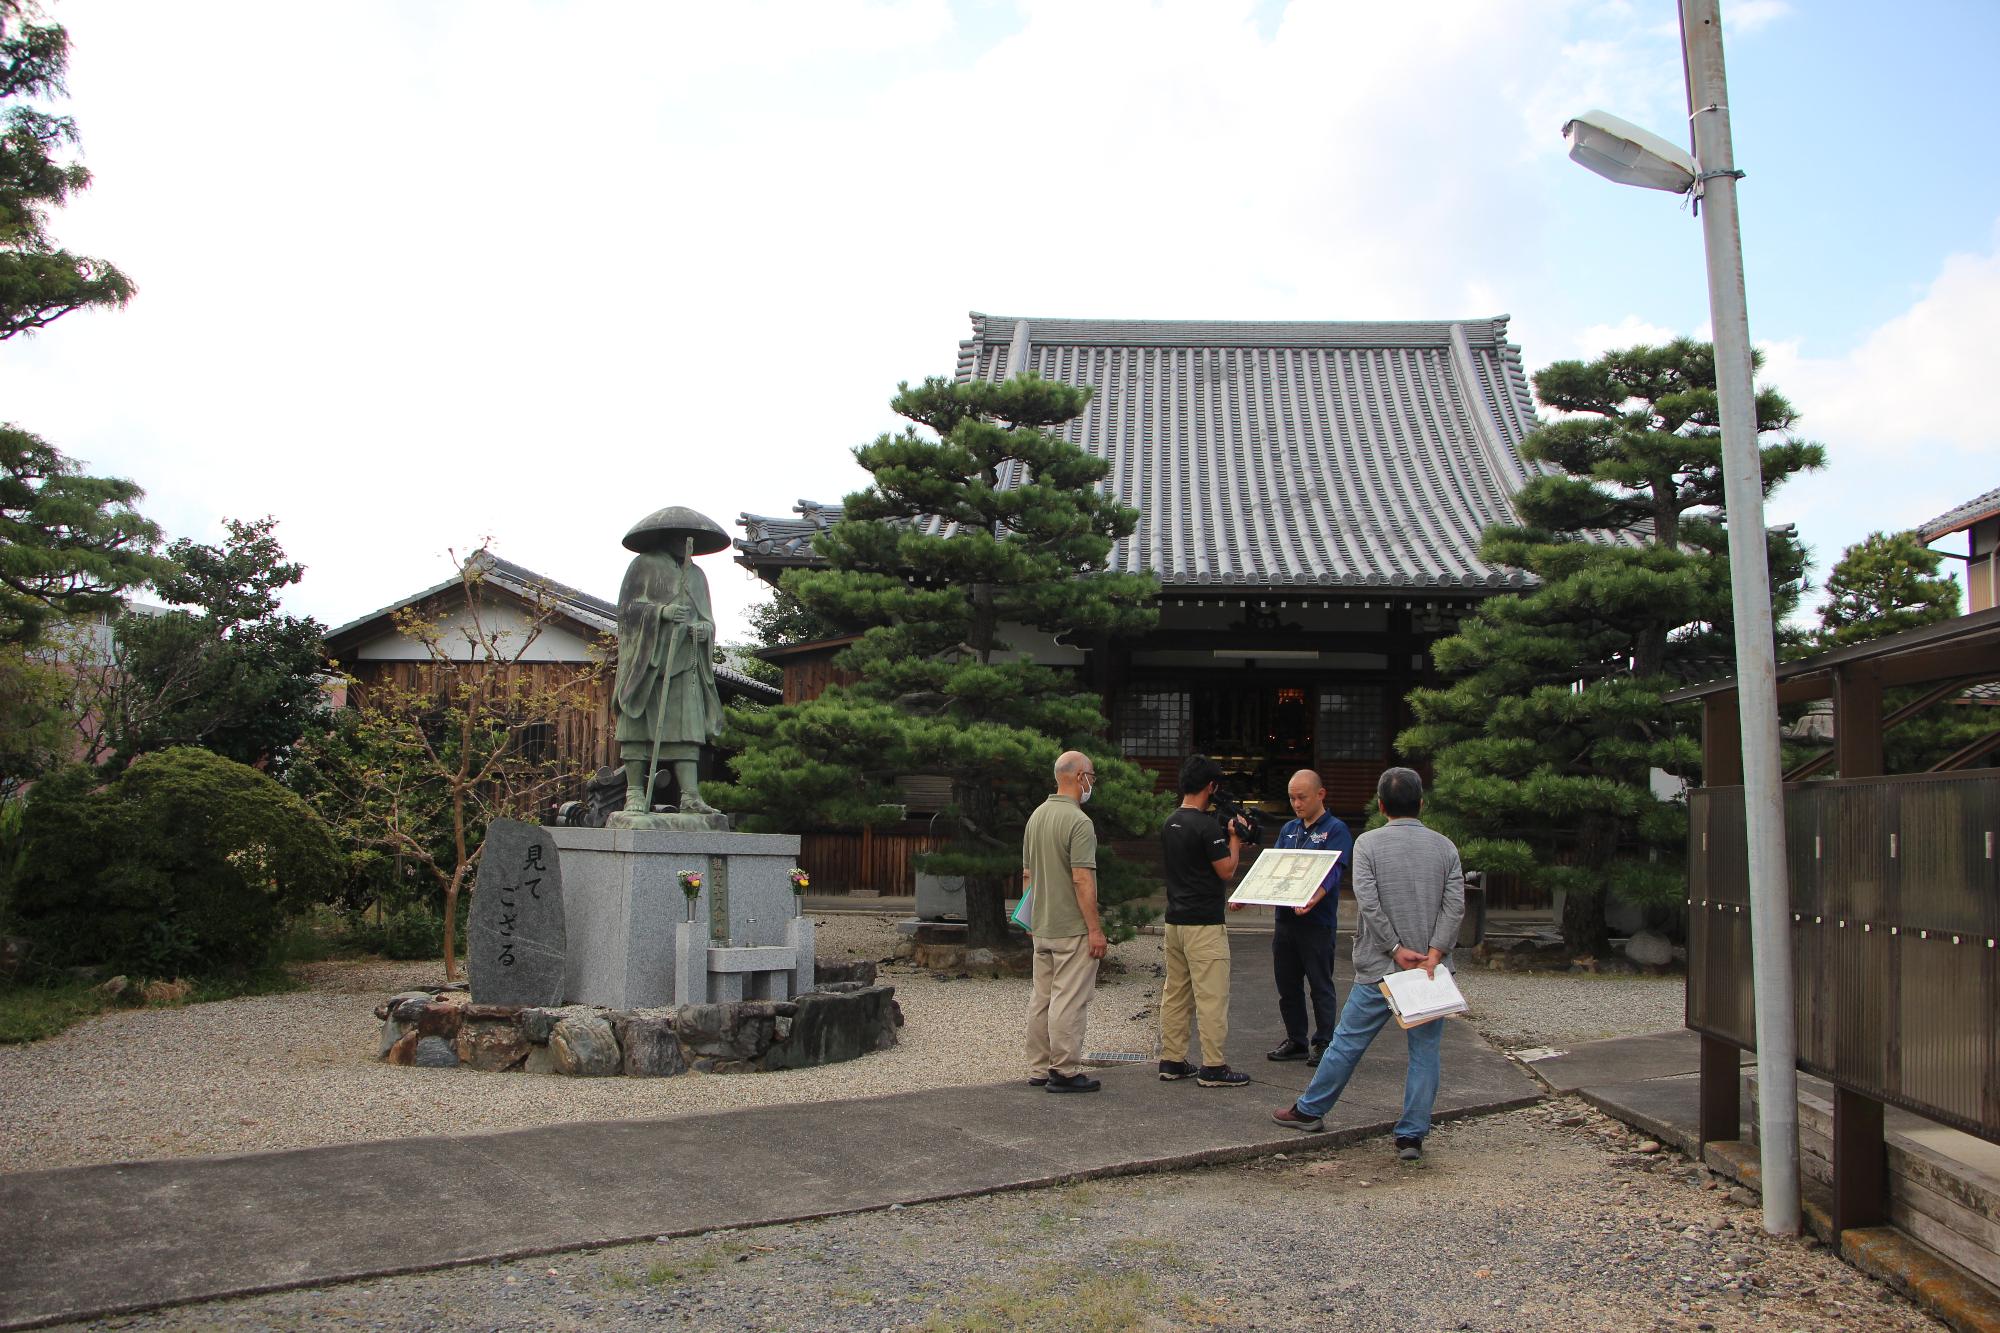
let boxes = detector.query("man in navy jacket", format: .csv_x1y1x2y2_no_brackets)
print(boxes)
1265,769,1353,1064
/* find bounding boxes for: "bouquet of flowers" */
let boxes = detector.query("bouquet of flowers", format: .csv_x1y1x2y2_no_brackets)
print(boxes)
678,869,703,900
788,868,810,895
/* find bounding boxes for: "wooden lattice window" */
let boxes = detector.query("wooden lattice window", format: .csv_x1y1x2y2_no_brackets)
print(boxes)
1315,685,1384,762
1118,689,1191,759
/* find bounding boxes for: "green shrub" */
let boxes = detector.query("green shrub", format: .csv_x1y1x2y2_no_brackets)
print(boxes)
4,748,343,976
379,905,462,961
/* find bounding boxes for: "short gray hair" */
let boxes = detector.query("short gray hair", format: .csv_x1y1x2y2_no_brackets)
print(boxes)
1376,767,1423,817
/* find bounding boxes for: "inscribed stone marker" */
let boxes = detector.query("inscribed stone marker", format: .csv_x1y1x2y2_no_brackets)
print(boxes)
468,819,566,1006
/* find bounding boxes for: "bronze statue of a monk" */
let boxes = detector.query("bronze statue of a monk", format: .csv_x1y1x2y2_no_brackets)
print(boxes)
612,506,728,817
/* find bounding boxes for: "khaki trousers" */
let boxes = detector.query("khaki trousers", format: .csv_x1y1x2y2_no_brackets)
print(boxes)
1025,933,1098,1079
1160,922,1231,1068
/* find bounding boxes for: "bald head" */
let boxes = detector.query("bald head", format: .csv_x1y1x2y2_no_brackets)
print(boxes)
1287,769,1327,823
1054,750,1095,800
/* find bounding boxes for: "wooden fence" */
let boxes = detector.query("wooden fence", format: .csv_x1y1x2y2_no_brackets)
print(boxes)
798,825,942,895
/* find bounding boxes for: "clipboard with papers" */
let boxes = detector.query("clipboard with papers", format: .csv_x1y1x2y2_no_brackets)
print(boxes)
1377,964,1468,1028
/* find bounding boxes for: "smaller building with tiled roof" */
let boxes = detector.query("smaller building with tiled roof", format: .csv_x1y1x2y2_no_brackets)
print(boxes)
1918,484,2000,614
324,550,777,804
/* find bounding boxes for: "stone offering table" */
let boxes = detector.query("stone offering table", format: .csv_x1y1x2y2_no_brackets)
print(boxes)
551,827,811,1008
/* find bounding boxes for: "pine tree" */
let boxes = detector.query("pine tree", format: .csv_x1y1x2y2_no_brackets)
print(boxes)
0,3,134,336
1813,529,1984,772
1400,340,1823,954
713,373,1164,947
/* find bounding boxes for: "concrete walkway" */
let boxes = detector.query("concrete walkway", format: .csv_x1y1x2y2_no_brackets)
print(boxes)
0,933,1540,1330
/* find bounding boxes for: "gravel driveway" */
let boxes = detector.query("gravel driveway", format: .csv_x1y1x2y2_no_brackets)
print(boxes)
54,1097,1937,1332
0,916,1168,1172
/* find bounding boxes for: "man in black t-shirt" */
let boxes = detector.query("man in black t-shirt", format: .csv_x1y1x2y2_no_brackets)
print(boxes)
1157,755,1251,1088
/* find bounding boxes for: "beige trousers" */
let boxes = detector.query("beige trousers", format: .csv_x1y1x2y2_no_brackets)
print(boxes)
1025,933,1099,1079
1160,922,1231,1068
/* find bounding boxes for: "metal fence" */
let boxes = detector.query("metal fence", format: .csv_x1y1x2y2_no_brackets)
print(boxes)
1688,770,2000,1145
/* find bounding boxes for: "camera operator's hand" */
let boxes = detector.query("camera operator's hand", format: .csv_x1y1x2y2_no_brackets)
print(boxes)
1230,816,1253,841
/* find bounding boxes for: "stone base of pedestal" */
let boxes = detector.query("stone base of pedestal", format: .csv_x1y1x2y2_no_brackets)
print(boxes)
551,827,808,1008
373,975,900,1076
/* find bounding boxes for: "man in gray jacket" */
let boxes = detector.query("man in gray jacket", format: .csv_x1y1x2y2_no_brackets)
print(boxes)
1271,767,1464,1159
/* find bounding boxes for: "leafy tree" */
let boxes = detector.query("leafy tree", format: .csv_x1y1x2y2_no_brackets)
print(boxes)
98,517,328,771
5,747,342,976
294,554,607,979
719,585,851,688
1811,529,1984,772
0,640,65,793
0,3,134,337
746,585,845,650
712,373,1165,948
1400,340,1823,954
0,7,158,649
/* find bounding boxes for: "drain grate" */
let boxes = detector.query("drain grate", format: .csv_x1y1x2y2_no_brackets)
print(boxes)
1082,1050,1151,1067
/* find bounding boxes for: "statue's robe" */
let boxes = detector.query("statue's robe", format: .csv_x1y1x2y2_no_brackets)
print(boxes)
612,550,723,758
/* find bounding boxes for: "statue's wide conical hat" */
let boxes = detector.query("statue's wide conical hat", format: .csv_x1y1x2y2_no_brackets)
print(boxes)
622,505,730,556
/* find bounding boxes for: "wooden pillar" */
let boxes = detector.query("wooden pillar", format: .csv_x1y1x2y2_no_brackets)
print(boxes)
1699,1034,1742,1145
1832,664,1883,779
1832,1086,1888,1241
1703,693,1742,786
861,823,875,893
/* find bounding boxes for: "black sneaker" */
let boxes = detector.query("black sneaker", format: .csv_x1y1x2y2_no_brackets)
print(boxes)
1027,1075,1048,1087
1158,1059,1194,1081
1197,1064,1251,1088
1396,1135,1423,1161
1046,1070,1102,1094
1266,1039,1310,1062
1308,1042,1328,1066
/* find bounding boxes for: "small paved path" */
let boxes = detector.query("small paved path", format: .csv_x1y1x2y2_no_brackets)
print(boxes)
44,1097,1938,1332
0,935,1537,1329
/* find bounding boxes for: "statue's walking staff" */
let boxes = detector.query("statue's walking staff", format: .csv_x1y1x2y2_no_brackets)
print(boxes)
643,536,695,814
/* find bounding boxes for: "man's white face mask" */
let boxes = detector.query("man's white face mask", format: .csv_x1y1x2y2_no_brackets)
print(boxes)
1080,776,1095,804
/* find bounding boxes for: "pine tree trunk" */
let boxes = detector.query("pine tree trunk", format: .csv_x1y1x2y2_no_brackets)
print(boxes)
964,871,1007,949
955,776,1012,950
1560,888,1611,959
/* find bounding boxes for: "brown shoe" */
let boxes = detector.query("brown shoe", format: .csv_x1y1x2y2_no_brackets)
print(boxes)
1271,1104,1324,1132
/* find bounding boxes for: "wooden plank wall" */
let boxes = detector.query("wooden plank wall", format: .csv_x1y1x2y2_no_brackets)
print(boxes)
783,659,861,705
799,825,941,894
346,660,617,775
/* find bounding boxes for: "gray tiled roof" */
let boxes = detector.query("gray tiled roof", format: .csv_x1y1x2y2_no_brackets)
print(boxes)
1917,485,2000,542
739,312,1553,591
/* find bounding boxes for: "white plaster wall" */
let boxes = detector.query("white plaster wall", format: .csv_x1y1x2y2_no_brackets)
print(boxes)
345,599,603,663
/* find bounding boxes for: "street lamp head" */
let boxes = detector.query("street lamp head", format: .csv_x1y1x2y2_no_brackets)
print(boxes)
1562,110,1697,194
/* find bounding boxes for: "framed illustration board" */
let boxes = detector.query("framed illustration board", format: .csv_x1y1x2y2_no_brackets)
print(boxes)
1227,849,1342,909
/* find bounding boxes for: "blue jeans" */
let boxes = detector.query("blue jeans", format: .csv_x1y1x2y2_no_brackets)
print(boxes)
1292,981,1444,1140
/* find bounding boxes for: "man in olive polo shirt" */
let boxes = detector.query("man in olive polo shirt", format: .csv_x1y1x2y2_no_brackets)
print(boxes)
1022,750,1107,1094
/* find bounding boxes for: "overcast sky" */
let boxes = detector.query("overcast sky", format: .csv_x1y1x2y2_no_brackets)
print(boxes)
5,0,1995,642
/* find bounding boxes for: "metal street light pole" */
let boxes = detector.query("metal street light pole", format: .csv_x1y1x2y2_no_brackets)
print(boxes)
1680,0,1800,1234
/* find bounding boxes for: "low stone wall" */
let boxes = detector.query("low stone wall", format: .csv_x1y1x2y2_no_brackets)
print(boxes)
375,962,897,1077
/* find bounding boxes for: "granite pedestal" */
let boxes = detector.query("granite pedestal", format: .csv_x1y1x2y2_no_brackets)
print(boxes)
550,827,812,1008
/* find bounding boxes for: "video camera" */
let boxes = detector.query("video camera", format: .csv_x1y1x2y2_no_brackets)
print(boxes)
1211,788,1263,846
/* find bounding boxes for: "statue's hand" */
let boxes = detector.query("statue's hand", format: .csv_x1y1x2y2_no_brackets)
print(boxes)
662,602,691,623
692,623,710,644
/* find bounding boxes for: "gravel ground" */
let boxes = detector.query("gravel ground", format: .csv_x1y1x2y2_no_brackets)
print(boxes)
1453,967,1686,1052
0,916,1169,1173
58,1097,1939,1332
